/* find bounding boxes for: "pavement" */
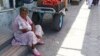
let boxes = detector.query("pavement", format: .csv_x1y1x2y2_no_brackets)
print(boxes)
32,0,100,56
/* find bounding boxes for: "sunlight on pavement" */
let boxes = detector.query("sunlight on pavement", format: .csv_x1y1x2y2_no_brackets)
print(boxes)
56,1,90,56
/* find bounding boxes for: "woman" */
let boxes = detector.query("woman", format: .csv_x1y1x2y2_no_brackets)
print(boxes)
12,7,44,56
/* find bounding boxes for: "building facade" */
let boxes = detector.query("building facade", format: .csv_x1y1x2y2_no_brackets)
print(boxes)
0,0,35,30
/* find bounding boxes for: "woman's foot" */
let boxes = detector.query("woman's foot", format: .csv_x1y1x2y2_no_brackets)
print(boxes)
33,48,41,56
37,39,44,45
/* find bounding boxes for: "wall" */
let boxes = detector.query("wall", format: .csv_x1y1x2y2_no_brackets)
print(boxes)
0,9,19,30
0,1,36,31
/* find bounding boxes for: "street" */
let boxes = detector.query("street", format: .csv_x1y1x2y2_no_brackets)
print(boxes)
28,0,100,56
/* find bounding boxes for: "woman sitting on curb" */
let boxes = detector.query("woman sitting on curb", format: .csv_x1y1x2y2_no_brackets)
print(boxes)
12,7,44,56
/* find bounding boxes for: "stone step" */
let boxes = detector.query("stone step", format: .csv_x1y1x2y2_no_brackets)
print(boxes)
0,29,13,51
0,28,31,56
0,45,29,56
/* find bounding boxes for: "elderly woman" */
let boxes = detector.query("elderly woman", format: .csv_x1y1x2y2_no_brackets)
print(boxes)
12,7,44,56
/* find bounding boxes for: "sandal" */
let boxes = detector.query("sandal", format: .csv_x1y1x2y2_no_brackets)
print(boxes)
37,39,44,45
33,48,41,56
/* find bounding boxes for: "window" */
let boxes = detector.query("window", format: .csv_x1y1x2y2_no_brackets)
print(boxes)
0,0,23,12
0,0,11,10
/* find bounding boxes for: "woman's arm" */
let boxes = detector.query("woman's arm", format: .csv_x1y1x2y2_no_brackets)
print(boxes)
30,23,35,32
20,29,28,33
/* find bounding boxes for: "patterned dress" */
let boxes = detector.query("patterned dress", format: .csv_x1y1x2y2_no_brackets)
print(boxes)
11,15,44,46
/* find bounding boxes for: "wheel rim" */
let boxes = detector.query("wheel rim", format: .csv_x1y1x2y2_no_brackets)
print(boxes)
59,15,63,28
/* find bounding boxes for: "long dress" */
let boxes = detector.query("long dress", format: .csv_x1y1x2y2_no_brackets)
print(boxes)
11,15,44,46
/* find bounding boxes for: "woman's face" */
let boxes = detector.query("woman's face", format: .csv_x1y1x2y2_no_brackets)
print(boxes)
20,11,28,19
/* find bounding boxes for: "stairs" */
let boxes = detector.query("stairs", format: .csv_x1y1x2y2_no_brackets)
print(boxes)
0,28,29,56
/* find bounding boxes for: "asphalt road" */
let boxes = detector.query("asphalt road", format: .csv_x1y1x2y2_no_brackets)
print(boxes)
28,0,100,56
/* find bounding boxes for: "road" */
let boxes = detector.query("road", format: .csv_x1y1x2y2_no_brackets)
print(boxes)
28,0,100,56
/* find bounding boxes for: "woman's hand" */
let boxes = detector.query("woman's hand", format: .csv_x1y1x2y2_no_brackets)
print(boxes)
21,29,28,33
